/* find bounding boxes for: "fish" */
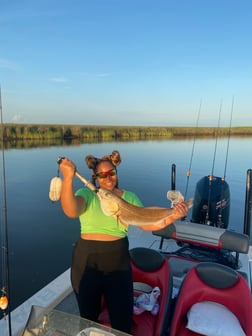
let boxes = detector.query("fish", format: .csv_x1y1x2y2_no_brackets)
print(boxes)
97,188,193,227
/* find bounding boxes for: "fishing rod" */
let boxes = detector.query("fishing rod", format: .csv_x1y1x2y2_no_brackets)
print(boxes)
205,100,223,225
215,97,234,227
211,100,222,178
223,96,234,180
0,87,12,336
184,99,202,199
205,99,234,228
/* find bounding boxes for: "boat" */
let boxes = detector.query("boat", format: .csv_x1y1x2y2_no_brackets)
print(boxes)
1,163,252,336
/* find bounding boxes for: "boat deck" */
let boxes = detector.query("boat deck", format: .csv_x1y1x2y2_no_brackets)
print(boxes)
0,227,163,336
1,226,252,336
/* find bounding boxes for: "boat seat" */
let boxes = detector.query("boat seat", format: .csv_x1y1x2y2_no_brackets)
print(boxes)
98,247,173,336
169,262,252,336
153,220,249,253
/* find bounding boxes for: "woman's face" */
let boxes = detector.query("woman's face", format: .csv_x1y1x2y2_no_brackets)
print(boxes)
96,161,118,190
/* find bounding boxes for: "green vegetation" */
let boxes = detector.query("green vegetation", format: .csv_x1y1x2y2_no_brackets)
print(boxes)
1,124,252,143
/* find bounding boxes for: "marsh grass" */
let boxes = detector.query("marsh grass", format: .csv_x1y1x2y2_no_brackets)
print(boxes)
1,124,252,143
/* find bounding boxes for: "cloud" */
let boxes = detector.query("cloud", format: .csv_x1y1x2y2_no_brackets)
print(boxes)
11,114,24,122
50,76,68,83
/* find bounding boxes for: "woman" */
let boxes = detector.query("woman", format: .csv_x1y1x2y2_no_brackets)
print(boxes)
59,150,188,333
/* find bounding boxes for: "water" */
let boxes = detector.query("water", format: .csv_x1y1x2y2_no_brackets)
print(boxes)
1,137,252,314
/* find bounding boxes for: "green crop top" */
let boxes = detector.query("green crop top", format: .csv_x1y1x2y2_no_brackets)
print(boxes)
75,188,143,237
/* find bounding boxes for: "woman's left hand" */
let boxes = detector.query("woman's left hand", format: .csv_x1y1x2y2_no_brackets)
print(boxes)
172,201,189,220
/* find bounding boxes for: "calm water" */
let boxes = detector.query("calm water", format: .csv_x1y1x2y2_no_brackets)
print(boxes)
1,137,252,313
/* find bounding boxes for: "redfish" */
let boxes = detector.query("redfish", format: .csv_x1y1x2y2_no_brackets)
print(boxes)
97,188,192,227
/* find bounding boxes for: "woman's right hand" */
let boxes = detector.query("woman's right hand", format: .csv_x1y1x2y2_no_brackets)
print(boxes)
59,158,76,181
59,158,86,217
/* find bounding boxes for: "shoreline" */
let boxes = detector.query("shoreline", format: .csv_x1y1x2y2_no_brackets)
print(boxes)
2,124,252,142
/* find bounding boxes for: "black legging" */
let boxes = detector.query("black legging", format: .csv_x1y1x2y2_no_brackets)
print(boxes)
71,237,133,334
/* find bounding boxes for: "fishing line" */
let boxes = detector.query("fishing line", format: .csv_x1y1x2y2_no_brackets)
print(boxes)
184,99,202,199
0,87,12,335
223,96,234,180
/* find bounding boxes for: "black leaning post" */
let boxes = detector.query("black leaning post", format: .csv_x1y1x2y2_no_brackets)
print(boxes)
244,169,252,237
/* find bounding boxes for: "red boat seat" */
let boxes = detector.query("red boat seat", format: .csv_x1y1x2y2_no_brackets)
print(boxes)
98,247,173,336
130,247,173,336
169,262,252,336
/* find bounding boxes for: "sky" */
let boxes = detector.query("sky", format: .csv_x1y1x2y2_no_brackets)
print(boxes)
1,0,252,126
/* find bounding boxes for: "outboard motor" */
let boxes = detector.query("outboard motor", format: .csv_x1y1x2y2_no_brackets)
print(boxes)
191,175,230,228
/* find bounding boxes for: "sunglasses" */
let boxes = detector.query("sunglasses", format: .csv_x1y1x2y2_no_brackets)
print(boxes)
96,168,117,179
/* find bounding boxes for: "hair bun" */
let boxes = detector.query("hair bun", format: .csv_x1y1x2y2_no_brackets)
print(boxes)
85,155,100,170
111,150,121,166
101,150,121,167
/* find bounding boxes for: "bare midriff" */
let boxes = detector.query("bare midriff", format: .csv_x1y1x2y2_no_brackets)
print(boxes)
81,233,122,241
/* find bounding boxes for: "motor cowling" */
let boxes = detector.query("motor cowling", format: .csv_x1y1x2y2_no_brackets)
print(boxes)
191,175,230,228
